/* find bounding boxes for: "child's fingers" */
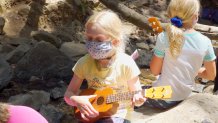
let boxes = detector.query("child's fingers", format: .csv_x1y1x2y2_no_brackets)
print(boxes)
133,94,146,107
87,103,99,116
81,113,90,121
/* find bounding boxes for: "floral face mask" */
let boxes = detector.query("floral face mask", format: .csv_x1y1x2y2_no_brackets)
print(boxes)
85,40,114,60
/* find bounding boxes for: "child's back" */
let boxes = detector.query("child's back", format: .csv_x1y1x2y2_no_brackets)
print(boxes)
154,31,215,101
148,0,216,109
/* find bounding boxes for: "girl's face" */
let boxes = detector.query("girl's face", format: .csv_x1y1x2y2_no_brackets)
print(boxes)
85,23,117,67
85,23,110,42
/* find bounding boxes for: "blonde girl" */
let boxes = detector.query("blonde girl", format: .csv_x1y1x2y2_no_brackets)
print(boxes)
148,0,216,109
64,11,145,123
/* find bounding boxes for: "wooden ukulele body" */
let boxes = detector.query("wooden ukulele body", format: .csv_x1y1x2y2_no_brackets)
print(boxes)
74,88,119,123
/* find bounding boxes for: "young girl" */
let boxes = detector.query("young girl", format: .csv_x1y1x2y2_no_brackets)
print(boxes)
148,0,216,109
64,11,145,123
0,103,48,123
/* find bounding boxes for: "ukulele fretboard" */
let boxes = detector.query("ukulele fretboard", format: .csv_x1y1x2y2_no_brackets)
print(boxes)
106,90,141,103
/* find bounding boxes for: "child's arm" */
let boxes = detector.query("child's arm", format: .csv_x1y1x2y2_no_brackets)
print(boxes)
64,74,99,120
127,76,146,107
198,60,216,80
150,55,164,76
64,74,83,106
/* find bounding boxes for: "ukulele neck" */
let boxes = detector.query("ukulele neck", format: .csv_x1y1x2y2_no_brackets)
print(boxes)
106,90,143,103
105,86,172,103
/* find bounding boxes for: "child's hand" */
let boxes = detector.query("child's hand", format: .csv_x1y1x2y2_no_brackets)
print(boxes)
70,95,99,121
132,93,146,107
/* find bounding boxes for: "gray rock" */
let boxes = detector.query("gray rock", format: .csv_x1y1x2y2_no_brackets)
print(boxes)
192,83,206,93
40,104,64,123
15,41,73,80
2,4,30,36
50,86,67,99
0,16,5,35
0,43,16,54
6,43,31,64
201,119,214,123
8,90,50,110
214,46,218,56
61,114,77,123
0,57,12,89
136,42,150,50
135,49,153,67
214,90,218,95
141,94,218,123
54,32,73,43
60,42,86,61
31,31,61,48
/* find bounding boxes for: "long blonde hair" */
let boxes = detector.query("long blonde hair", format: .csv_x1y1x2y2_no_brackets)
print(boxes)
166,0,200,58
0,103,9,123
85,10,125,52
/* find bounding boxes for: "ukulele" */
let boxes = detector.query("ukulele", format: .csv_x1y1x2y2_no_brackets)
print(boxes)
148,17,163,34
74,86,172,122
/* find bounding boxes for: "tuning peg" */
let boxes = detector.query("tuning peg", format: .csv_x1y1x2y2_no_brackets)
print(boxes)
152,22,156,25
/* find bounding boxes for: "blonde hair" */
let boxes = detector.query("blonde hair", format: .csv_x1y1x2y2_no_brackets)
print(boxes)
85,10,125,52
166,0,200,58
0,103,10,123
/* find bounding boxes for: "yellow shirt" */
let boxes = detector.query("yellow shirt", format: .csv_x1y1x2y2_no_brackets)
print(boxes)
73,52,141,120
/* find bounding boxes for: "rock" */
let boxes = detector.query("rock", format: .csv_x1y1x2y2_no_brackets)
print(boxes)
46,0,66,4
203,85,214,94
137,94,218,123
122,22,137,36
15,41,73,80
0,57,12,90
192,83,206,93
39,1,76,31
131,0,150,7
3,37,33,46
60,42,86,61
29,76,41,81
6,43,31,64
214,45,218,56
8,90,50,110
0,43,16,54
31,30,61,48
0,44,2,52
54,32,73,43
135,49,153,67
152,0,168,11
136,42,150,50
146,36,156,44
40,104,64,123
2,4,31,36
50,86,66,99
61,114,77,123
0,0,32,11
0,16,5,35
214,90,218,95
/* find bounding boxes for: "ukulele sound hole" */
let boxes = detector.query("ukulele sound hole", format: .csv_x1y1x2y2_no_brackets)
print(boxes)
96,96,104,105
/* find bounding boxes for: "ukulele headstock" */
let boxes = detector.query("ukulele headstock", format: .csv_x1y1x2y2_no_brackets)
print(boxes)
145,86,172,99
148,17,163,34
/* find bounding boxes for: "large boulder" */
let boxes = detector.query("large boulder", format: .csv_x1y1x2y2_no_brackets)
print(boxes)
40,104,64,123
8,90,50,110
60,42,87,62
135,93,218,123
6,43,31,64
0,57,12,90
15,41,73,80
